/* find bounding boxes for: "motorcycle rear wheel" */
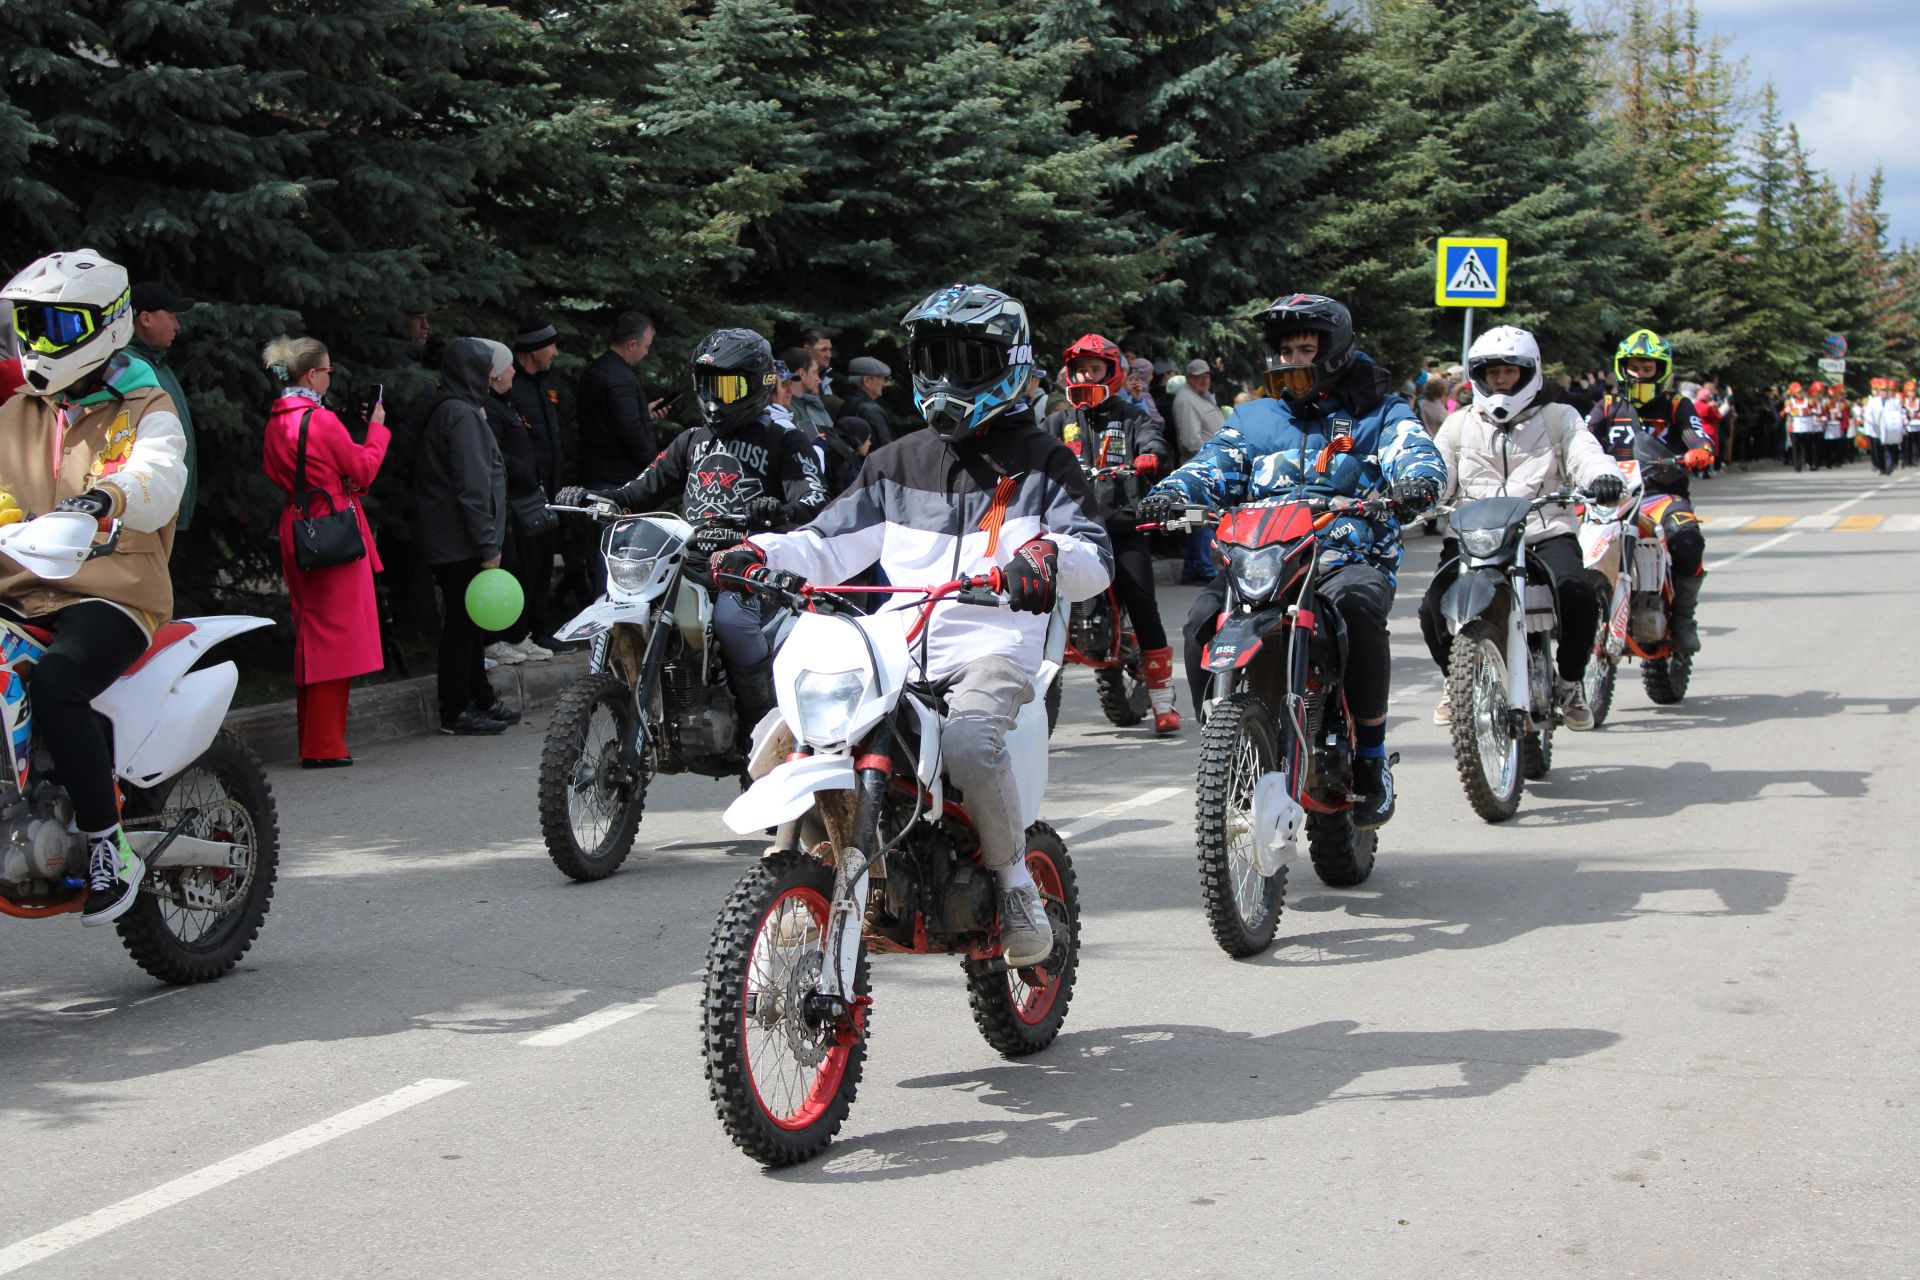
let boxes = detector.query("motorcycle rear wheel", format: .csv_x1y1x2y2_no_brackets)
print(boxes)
1522,723,1554,780
703,852,868,1167
1584,654,1618,729
118,730,280,985
964,824,1080,1057
1307,809,1376,888
1643,654,1691,704
1448,622,1523,823
538,673,646,881
1194,692,1284,957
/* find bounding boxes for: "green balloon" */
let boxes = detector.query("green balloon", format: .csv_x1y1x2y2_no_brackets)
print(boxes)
466,567,524,631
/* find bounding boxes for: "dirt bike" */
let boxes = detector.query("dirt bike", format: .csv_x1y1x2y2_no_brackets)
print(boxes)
0,512,279,983
701,570,1077,1166
1435,489,1588,823
537,505,784,881
1578,431,1693,719
1158,495,1387,958
1040,464,1150,734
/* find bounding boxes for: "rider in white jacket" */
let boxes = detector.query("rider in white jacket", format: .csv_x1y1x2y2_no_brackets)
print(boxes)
1420,326,1624,731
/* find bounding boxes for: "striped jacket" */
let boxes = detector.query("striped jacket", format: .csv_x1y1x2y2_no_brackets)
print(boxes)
750,412,1113,681
1147,359,1445,586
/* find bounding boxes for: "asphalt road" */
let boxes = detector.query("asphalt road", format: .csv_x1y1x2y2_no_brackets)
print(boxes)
2,462,1915,1277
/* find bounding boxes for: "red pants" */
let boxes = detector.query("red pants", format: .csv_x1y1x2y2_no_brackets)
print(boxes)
296,678,352,760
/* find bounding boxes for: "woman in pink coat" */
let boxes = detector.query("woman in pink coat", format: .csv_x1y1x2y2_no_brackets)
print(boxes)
260,336,391,766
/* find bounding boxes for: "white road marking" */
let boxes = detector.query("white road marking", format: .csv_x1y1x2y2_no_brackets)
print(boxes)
1059,786,1188,843
518,1001,655,1047
1713,476,1905,568
1884,514,1920,533
0,1078,467,1276
1716,530,1800,567
130,988,186,1008
1793,514,1839,531
1819,480,1897,518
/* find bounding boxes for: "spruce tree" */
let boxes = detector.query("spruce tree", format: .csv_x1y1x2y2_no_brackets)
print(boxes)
1731,86,1822,383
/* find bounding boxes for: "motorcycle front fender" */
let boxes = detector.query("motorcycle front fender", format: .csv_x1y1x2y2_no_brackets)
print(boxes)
1205,610,1288,673
724,754,857,835
1440,567,1503,633
555,599,649,644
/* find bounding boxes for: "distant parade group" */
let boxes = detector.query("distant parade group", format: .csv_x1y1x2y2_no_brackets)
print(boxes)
1783,377,1917,476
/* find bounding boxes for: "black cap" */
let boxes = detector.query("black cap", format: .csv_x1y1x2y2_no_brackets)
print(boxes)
513,315,558,353
831,415,872,448
130,282,195,315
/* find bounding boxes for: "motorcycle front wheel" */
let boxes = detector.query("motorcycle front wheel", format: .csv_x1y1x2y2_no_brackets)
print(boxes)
538,672,647,881
703,852,868,1167
1194,691,1284,957
1584,653,1618,728
964,823,1080,1056
1307,809,1376,888
1448,621,1523,822
119,730,280,985
1643,653,1691,704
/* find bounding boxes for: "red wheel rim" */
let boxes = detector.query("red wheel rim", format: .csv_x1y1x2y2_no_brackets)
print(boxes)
742,884,853,1131
1010,849,1066,1024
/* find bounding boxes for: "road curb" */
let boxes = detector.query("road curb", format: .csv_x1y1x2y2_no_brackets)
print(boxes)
223,652,590,765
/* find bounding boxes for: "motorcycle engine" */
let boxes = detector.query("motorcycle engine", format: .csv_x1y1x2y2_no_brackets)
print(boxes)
0,782,80,888
1071,598,1114,658
1630,593,1668,644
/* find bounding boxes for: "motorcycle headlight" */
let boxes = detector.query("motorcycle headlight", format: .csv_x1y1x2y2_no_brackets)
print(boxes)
1459,527,1505,557
607,551,658,593
793,669,868,745
1228,545,1288,602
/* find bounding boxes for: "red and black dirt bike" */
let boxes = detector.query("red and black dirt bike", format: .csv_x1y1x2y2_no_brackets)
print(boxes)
1156,496,1389,957
1042,463,1150,733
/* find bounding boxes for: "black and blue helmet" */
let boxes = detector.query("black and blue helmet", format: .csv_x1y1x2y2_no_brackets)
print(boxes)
902,282,1034,442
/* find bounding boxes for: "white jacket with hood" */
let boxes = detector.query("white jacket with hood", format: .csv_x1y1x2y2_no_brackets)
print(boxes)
1435,384,1623,544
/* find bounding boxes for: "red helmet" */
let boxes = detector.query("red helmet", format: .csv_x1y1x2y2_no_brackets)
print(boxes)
1787,381,1803,393
1810,381,1826,393
1061,333,1124,409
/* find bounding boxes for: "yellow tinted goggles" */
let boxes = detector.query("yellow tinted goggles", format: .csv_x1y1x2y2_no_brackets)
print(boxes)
700,373,751,405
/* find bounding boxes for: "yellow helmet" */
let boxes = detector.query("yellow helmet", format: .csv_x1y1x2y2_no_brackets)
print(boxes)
1613,329,1673,406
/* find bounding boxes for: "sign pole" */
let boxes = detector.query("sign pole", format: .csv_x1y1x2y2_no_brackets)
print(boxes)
1461,307,1474,370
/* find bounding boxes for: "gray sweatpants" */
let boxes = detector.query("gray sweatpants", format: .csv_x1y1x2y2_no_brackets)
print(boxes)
934,655,1035,870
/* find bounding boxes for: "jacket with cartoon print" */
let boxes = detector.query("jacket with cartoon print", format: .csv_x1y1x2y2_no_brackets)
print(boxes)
1144,357,1445,585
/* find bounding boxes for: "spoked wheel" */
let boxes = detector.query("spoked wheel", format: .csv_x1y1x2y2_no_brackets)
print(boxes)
1643,653,1691,704
1447,621,1522,822
965,824,1080,1056
1522,721,1554,780
1094,636,1150,727
703,852,867,1167
1307,809,1376,887
1584,653,1618,728
538,673,647,881
118,730,280,984
1194,692,1284,957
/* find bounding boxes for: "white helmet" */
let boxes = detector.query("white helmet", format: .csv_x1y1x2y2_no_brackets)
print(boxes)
1466,324,1543,425
2,249,133,396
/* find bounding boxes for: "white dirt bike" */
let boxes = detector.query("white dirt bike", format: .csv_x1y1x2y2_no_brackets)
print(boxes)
0,512,279,983
701,569,1078,1166
1578,436,1691,722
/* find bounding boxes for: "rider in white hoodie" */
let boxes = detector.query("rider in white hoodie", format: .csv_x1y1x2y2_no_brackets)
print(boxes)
1420,326,1624,731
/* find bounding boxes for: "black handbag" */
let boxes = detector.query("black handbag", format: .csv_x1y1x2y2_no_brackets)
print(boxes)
290,407,368,571
510,487,559,538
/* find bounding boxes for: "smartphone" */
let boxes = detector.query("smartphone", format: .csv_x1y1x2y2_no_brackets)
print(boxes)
363,383,384,413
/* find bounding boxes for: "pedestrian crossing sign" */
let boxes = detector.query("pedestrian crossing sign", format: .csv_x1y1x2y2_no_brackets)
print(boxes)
1436,236,1507,308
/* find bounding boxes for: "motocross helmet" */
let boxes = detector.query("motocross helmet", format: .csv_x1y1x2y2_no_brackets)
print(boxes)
1466,325,1544,425
690,327,776,436
1809,381,1826,394
2,249,132,396
1260,293,1355,405
903,282,1034,443
1613,328,1673,407
1061,333,1124,410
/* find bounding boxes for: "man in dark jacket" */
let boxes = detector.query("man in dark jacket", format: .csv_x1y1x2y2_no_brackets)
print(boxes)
506,315,567,650
575,311,666,484
837,356,895,447
414,337,513,735
123,282,199,530
1042,333,1180,734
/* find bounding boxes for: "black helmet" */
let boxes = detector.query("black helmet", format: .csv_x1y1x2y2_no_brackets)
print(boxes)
1260,293,1355,405
690,327,776,436
902,282,1034,443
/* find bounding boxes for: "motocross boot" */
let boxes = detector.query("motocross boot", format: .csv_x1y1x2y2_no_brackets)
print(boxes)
1668,573,1704,654
1143,646,1181,735
727,657,779,756
1351,753,1397,830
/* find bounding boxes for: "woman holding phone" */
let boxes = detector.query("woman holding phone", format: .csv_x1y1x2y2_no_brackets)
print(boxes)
260,336,391,766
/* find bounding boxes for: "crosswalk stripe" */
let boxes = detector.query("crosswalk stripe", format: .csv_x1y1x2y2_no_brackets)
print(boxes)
1794,514,1840,530
1834,514,1885,532
1739,515,1798,532
1884,514,1920,532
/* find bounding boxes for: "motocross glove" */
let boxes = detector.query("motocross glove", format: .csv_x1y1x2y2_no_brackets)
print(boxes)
1683,448,1714,473
554,485,616,513
1136,491,1187,526
1005,538,1059,615
56,489,115,519
1588,474,1625,506
743,496,787,529
1132,454,1161,479
1389,477,1439,521
712,541,768,592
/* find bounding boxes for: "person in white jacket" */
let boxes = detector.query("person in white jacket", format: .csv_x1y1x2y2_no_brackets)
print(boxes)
1863,378,1907,475
1420,326,1624,731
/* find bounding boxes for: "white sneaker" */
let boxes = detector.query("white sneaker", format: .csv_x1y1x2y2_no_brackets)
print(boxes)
1560,680,1595,732
1433,691,1453,726
484,641,526,666
516,639,554,662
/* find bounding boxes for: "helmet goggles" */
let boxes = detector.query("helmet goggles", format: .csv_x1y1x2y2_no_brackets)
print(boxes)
697,369,754,406
11,293,127,356
911,335,1007,387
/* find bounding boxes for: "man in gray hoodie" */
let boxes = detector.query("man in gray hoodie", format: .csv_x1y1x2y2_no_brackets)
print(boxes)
414,337,513,735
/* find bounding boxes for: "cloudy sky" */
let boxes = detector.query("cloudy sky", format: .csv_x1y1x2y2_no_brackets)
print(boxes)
1686,0,1920,245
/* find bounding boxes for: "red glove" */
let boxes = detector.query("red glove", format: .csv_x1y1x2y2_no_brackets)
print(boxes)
1132,454,1160,478
1004,539,1058,615
1683,448,1714,472
712,541,767,592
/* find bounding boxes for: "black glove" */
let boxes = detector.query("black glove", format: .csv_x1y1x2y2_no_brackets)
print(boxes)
1389,477,1438,521
712,541,768,592
743,496,787,529
1004,539,1058,615
1588,474,1625,506
554,485,608,510
55,489,115,519
689,523,745,560
1136,491,1186,526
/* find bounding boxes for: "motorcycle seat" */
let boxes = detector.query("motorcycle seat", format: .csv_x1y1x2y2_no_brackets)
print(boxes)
121,621,198,677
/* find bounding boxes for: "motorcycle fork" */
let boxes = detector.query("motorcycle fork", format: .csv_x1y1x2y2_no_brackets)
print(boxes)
624,614,674,774
817,742,889,1013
